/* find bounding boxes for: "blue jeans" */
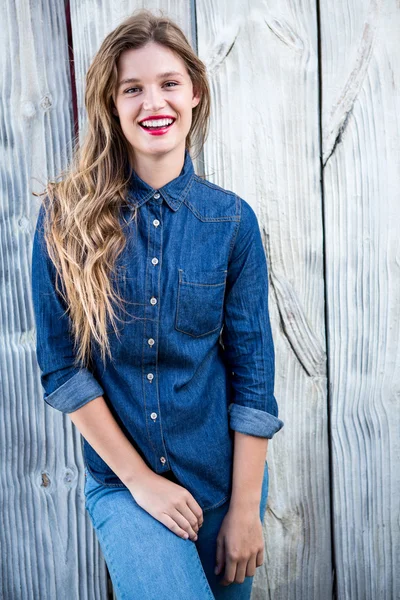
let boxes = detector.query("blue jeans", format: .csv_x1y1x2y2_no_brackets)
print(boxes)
84,462,269,599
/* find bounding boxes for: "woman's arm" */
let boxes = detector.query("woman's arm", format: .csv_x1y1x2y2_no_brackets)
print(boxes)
31,204,150,487
229,432,268,509
215,197,283,585
68,395,203,541
221,196,284,441
214,431,269,585
67,395,152,489
31,204,203,541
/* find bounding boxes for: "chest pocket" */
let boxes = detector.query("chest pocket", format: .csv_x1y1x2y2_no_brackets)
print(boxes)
175,268,227,337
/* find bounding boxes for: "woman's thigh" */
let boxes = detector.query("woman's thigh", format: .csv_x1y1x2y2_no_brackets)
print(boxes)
84,467,215,600
196,462,269,600
84,462,269,600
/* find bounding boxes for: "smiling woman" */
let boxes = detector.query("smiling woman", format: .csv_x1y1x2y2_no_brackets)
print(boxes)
31,7,283,600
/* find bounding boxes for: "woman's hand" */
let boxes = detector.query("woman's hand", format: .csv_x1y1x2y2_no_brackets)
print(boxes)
128,471,203,542
215,505,264,586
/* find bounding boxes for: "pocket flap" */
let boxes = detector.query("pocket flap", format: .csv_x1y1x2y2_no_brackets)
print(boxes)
178,268,227,286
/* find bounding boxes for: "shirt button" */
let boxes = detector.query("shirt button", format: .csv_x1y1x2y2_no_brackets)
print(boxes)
153,193,160,199
160,456,166,464
152,257,159,265
151,412,157,420
150,297,157,305
147,373,154,381
153,219,160,227
148,338,155,346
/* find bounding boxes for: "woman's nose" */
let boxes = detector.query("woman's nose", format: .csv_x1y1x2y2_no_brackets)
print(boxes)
143,88,165,111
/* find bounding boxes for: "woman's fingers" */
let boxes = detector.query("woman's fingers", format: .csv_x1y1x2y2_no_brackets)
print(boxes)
170,506,199,540
215,535,225,575
255,548,264,568
186,495,204,528
234,559,248,584
160,512,193,540
176,497,202,532
245,553,258,578
128,473,204,542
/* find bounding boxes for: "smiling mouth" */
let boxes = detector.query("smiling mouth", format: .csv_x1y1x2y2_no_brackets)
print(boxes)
138,119,176,137
139,119,176,131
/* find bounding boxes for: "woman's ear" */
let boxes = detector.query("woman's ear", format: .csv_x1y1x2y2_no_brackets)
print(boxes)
111,97,119,117
192,87,201,109
112,105,119,117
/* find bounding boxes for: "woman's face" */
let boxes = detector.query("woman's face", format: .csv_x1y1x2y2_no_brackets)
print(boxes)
112,42,201,162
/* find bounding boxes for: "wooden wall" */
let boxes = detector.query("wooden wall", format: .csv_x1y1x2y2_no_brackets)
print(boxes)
0,0,398,598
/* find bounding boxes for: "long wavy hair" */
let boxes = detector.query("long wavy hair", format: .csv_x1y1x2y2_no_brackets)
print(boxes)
33,8,211,369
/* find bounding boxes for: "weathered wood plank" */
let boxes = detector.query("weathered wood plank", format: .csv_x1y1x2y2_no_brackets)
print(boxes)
4,0,397,597
0,0,107,597
196,1,332,598
320,1,400,598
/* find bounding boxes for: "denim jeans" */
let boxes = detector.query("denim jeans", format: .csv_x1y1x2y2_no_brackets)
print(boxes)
84,461,269,599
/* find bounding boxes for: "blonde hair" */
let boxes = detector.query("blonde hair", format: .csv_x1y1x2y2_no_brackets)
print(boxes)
33,8,210,369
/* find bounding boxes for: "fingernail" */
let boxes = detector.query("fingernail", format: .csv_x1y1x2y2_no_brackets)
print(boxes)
194,534,198,541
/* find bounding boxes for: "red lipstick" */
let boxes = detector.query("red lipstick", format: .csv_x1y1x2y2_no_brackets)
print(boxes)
139,115,176,124
138,115,176,136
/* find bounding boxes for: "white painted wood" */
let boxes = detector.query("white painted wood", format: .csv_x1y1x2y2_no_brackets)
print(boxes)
196,1,332,598
3,0,398,597
320,1,400,598
0,1,107,598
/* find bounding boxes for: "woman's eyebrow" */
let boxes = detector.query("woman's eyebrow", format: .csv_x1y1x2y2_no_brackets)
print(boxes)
118,71,184,87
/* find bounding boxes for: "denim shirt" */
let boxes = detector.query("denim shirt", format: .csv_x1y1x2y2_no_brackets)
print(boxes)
31,148,284,511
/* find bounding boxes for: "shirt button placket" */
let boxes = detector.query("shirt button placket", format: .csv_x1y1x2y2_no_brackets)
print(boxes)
143,192,169,472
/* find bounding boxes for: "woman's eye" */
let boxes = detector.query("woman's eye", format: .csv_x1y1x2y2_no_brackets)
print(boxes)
124,82,178,94
124,87,140,94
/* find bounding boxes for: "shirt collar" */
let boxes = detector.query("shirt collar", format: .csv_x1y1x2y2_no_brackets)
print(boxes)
125,148,195,212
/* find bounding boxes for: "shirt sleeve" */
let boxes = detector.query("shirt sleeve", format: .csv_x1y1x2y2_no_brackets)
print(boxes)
221,196,284,439
31,203,104,414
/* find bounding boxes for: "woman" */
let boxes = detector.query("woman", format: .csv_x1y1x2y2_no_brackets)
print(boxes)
31,8,284,599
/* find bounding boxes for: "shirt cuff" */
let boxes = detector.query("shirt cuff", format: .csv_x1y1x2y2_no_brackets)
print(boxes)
43,369,104,414
228,403,284,439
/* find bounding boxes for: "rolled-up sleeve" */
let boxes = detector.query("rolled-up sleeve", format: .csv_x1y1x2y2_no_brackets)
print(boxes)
221,196,284,439
31,204,104,414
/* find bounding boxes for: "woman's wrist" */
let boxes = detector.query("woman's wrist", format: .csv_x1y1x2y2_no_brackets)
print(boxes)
229,492,262,511
122,463,155,491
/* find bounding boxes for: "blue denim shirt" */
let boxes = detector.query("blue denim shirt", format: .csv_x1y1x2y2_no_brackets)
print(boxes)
31,148,284,511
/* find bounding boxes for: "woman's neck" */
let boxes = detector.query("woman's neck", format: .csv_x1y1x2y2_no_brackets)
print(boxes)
130,145,186,189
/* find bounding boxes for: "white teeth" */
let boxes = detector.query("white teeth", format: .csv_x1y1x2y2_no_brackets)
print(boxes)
141,118,174,128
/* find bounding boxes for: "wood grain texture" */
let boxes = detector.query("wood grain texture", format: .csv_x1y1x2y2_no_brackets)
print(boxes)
195,1,332,598
3,0,398,597
0,0,107,598
320,1,400,598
